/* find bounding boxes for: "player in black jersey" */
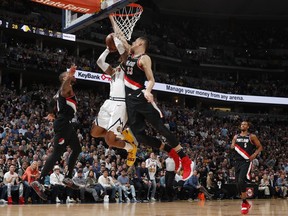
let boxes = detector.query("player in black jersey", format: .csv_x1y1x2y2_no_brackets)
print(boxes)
31,65,81,200
123,36,193,181
231,121,263,214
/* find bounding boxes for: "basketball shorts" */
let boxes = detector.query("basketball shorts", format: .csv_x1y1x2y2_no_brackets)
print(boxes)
95,99,128,135
234,160,252,182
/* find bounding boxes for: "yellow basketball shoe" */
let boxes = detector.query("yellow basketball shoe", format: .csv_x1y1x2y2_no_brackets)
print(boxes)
122,128,138,146
126,142,137,167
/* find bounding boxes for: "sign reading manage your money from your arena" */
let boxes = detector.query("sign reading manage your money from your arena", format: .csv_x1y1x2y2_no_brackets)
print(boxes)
75,70,288,105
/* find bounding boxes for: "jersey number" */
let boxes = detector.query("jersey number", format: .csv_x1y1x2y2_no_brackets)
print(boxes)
244,143,247,148
126,67,133,75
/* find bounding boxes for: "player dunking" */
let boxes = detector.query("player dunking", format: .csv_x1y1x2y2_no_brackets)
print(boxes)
122,36,193,181
231,121,263,214
91,33,137,166
31,65,82,200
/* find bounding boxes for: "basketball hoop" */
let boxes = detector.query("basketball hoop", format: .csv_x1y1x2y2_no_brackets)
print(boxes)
111,3,143,41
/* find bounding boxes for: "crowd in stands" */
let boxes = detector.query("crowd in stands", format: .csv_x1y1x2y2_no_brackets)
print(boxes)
1,39,288,97
0,83,287,204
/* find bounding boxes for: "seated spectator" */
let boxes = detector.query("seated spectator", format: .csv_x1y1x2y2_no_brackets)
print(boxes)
98,169,116,202
2,164,24,204
275,173,288,198
117,169,137,203
110,169,123,203
136,161,151,202
156,170,167,201
258,174,271,198
85,170,103,202
50,165,69,203
21,161,40,203
183,170,213,201
73,169,101,203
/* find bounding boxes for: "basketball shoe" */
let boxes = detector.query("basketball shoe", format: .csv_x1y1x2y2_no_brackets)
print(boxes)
31,181,47,201
126,142,137,166
19,196,25,204
241,201,251,214
7,196,13,204
63,178,79,190
181,156,193,181
122,128,138,146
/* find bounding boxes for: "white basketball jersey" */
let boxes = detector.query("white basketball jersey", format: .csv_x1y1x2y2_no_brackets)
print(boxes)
109,65,125,98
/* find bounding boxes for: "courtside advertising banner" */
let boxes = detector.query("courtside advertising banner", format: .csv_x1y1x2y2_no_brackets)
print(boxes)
31,0,101,13
75,70,288,105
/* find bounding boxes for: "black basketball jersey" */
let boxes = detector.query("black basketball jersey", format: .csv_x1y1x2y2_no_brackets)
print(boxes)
124,54,146,94
234,133,256,161
55,91,77,120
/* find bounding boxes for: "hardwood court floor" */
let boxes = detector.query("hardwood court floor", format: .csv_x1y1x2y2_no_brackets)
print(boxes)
1,199,287,216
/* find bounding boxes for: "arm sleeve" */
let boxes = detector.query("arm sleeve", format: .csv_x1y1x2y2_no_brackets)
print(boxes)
96,48,110,72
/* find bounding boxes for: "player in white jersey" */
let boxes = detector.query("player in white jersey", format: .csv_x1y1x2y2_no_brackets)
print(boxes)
91,34,137,167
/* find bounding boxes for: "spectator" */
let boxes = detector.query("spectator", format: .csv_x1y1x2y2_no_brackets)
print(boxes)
146,152,162,202
21,161,40,203
258,174,271,198
183,170,212,201
98,169,116,202
2,164,24,204
49,165,66,203
275,173,288,198
117,169,137,203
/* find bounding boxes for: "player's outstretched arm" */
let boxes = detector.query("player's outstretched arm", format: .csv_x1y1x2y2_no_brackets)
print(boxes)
109,15,131,52
140,55,154,103
96,48,114,76
61,65,76,98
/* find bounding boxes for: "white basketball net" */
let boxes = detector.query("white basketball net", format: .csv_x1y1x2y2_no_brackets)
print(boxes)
111,3,143,41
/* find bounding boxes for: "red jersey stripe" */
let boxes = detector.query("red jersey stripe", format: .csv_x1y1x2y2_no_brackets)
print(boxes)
235,144,251,159
124,75,143,88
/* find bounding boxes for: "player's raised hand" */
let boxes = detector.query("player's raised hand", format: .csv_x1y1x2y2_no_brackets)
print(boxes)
44,113,55,122
68,64,77,76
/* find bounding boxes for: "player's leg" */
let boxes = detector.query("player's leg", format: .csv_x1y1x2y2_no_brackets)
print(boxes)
90,101,110,138
91,123,107,138
105,101,137,166
32,121,68,200
38,131,67,183
66,126,81,178
62,124,82,190
238,161,252,214
140,102,193,181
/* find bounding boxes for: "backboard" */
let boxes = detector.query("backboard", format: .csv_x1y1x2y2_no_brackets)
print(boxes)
63,0,138,33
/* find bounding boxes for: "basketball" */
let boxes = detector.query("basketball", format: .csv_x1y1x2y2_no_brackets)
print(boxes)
105,33,117,52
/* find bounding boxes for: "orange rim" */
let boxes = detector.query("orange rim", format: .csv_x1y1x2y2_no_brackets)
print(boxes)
111,3,143,17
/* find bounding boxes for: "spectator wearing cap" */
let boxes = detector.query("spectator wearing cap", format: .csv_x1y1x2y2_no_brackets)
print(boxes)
50,165,67,203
